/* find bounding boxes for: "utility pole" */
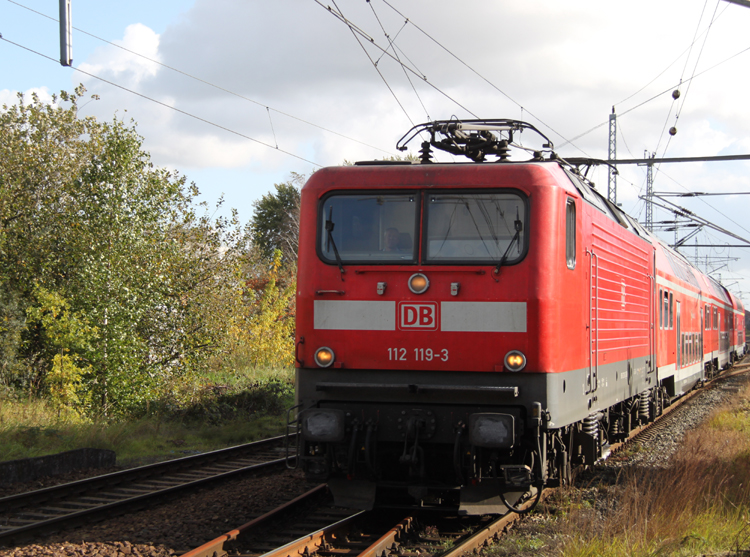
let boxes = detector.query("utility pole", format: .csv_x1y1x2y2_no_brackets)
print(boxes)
608,107,617,205
59,0,72,66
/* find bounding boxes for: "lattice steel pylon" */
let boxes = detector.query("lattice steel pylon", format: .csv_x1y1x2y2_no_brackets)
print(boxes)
608,107,617,204
645,151,655,232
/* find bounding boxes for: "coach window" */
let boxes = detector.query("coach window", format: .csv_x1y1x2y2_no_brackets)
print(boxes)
705,306,710,329
425,192,528,264
565,199,576,269
714,307,718,330
663,291,669,329
659,289,664,329
318,193,418,264
669,292,674,329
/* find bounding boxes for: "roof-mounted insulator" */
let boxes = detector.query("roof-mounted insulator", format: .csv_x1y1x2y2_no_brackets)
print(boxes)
419,141,433,164
497,140,511,161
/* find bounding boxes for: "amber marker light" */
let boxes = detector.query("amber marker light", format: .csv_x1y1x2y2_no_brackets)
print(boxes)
504,350,526,372
408,273,430,294
314,347,335,368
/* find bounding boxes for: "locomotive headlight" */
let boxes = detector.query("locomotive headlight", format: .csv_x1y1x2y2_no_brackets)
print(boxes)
314,347,335,367
408,273,430,294
504,350,526,372
469,413,515,448
301,409,345,442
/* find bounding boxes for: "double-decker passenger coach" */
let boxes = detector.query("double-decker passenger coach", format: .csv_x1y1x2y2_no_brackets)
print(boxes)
289,120,745,514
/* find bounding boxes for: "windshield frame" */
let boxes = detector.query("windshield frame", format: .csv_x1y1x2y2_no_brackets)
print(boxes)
315,188,530,267
422,188,530,266
316,189,421,266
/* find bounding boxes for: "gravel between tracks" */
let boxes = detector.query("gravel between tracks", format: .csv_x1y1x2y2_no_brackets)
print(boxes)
0,469,317,557
603,372,750,469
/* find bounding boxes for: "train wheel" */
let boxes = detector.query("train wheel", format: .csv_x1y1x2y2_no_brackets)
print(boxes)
652,386,663,418
551,429,572,487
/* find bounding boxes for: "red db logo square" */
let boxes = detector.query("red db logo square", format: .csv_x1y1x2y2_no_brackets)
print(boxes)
398,302,438,330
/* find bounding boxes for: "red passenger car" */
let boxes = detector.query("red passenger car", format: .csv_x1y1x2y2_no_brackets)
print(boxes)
289,120,745,514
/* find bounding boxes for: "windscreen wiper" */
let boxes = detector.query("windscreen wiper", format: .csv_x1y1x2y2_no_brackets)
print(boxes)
494,208,523,277
325,207,345,279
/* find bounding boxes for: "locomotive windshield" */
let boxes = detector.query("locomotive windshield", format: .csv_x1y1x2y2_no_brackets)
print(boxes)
319,193,418,264
425,193,526,263
318,191,527,265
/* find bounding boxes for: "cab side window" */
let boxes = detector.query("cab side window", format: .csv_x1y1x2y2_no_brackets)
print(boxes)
566,199,576,270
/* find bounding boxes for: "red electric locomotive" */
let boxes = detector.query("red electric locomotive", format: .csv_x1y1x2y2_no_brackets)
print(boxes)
289,120,745,514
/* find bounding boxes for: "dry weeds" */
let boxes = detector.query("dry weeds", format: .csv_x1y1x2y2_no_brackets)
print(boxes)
487,375,750,557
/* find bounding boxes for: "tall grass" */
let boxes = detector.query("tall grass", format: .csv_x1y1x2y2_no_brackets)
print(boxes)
0,365,296,466
556,377,750,557
487,376,750,557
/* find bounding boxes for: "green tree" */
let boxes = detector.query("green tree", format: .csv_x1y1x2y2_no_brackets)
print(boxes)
25,286,97,416
250,174,302,263
229,250,296,368
0,87,248,416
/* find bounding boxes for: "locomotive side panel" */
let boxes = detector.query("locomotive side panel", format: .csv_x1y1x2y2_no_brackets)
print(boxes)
553,190,655,421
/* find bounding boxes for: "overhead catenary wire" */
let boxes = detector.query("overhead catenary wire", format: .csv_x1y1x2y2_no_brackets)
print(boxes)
266,107,278,149
655,167,750,238
329,0,415,126
560,40,750,148
367,0,430,121
314,0,479,119
645,195,750,247
0,35,322,168
5,0,393,157
613,6,723,109
377,0,581,153
655,0,722,159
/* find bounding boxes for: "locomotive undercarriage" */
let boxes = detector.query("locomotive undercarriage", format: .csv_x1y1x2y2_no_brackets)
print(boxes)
296,401,545,513
292,383,673,514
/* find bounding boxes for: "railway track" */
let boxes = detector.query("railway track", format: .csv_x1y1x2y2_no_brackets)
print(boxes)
183,483,548,557
182,358,750,557
0,434,293,546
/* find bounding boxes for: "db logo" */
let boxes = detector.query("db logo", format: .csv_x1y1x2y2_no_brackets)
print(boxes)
398,302,438,330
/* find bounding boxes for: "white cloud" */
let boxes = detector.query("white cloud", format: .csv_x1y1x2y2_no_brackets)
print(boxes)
55,0,750,286
0,87,54,108
79,23,161,84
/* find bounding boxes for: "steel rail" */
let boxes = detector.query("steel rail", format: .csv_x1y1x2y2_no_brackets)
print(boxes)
0,434,291,513
242,509,365,557
0,435,294,545
357,516,415,557
442,490,552,557
180,484,331,557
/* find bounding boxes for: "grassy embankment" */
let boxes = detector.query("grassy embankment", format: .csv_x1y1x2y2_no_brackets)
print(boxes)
0,366,295,467
487,375,750,557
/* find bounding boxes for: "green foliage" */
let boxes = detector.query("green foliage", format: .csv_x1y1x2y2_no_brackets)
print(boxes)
230,250,296,369
0,87,252,417
0,287,25,389
45,355,89,419
24,286,97,416
250,174,302,262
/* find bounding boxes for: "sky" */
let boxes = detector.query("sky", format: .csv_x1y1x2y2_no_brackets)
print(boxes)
2,0,750,296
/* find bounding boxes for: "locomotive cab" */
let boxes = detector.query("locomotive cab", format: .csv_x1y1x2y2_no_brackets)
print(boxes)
291,121,584,514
